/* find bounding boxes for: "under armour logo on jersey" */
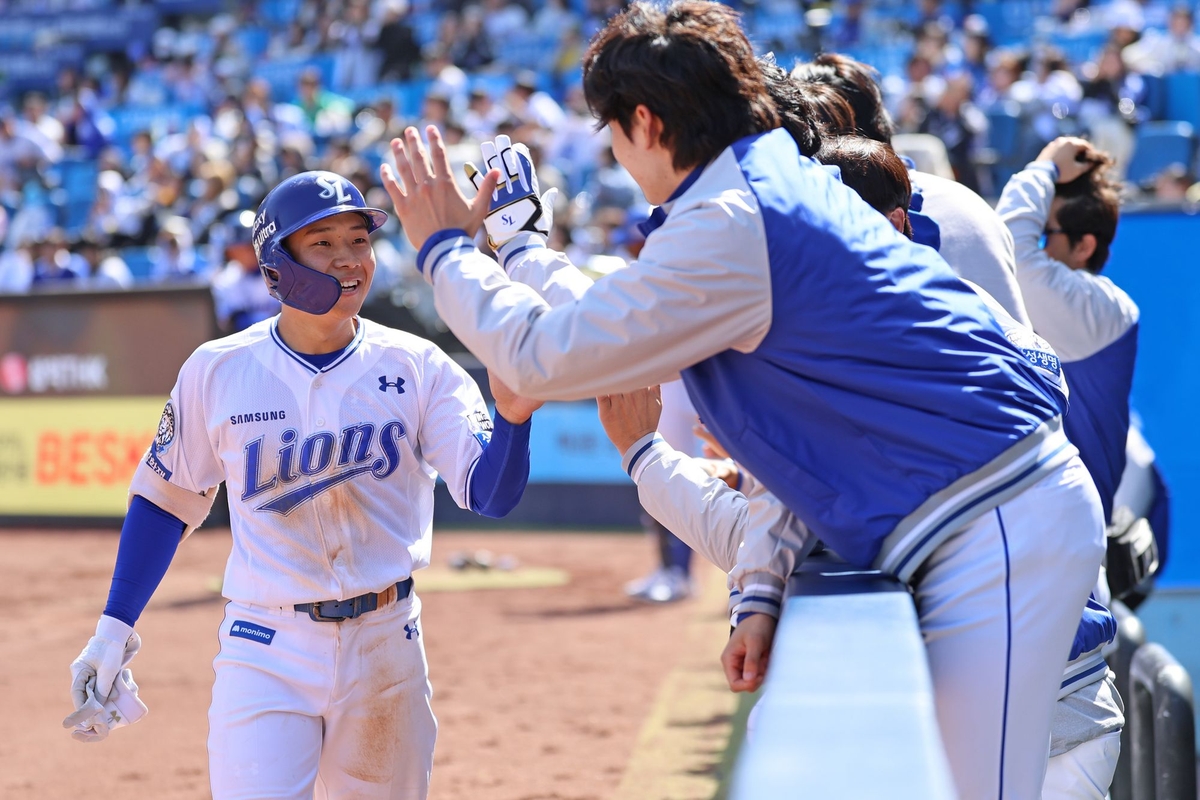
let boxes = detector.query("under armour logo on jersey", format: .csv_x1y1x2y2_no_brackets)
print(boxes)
379,376,406,393
404,622,420,640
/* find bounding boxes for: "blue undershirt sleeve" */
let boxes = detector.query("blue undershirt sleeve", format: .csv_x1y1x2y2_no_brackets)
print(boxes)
102,495,187,626
467,414,532,518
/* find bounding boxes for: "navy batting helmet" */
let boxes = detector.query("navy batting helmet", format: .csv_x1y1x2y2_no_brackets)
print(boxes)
252,171,388,315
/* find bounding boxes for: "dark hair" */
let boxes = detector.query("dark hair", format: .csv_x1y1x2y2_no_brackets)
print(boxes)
1056,150,1120,273
792,53,895,144
816,136,913,237
796,82,857,136
759,55,822,157
583,0,779,171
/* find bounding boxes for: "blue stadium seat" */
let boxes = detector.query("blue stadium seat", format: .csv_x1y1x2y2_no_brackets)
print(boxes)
469,74,515,100
1165,71,1200,129
235,26,271,60
1049,31,1107,66
121,248,155,282
254,54,337,103
1143,73,1168,121
1125,121,1197,185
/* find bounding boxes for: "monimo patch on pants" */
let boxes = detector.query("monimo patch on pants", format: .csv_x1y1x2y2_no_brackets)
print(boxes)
230,620,276,645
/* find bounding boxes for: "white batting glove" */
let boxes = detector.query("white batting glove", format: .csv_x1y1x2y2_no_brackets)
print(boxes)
64,615,142,738
69,668,149,743
464,135,557,250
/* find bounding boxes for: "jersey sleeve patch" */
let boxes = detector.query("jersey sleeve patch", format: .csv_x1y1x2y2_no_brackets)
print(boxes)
469,408,493,448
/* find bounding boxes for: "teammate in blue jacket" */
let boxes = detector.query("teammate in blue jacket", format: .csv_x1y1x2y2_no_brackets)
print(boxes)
380,3,1105,797
63,171,540,800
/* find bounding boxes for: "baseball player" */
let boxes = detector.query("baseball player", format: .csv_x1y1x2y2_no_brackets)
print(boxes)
62,171,540,800
379,3,1106,796
794,52,1032,326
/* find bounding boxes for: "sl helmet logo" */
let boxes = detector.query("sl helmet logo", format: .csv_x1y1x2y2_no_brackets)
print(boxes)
404,622,419,640
378,376,406,394
316,174,352,204
501,213,514,226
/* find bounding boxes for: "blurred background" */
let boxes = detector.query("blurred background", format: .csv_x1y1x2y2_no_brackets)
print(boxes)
0,0,1195,594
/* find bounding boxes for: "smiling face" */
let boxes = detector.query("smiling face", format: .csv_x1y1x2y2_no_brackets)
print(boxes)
281,211,376,321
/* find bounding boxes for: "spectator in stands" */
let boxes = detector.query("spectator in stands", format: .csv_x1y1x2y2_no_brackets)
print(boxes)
505,72,565,132
31,230,83,287
534,0,577,39
919,74,987,193
0,209,34,294
450,6,495,71
186,160,239,246
424,47,469,110
976,49,1026,115
462,88,509,143
21,94,65,153
211,212,280,333
74,236,133,291
330,0,378,91
1023,47,1083,145
481,0,529,41
376,0,423,81
0,110,57,188
151,216,199,280
1080,44,1148,177
292,68,353,137
84,170,152,248
1123,4,1200,75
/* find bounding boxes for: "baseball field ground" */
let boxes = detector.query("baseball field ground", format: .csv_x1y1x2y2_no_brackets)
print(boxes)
4,528,747,799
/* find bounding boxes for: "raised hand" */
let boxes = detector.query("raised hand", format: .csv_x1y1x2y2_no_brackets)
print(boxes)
380,125,500,252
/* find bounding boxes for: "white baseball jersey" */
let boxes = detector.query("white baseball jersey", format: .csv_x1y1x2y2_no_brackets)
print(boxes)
130,316,493,607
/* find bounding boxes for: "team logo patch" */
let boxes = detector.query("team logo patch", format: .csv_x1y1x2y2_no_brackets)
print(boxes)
155,402,176,453
469,409,493,448
229,620,276,645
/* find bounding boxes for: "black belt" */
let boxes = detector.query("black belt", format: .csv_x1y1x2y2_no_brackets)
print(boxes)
295,578,413,622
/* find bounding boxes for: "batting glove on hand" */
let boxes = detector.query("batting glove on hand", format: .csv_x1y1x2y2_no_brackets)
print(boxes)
69,668,149,743
64,615,142,739
464,135,557,250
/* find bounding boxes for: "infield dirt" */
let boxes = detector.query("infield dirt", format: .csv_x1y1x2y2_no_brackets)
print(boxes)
2,528,733,799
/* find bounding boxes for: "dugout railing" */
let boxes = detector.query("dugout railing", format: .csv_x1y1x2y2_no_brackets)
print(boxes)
729,560,1196,800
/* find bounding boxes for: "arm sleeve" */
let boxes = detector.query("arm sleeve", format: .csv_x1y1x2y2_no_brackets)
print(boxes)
102,495,186,626
416,191,773,400
128,352,223,533
996,163,1139,360
623,433,814,618
467,414,532,518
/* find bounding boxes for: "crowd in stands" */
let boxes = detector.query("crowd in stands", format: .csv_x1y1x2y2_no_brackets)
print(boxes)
2,0,1200,326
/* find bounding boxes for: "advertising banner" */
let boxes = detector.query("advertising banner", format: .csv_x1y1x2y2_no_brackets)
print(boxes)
0,287,214,520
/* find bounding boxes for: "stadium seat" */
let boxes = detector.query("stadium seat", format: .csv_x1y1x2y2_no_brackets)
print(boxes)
1125,121,1197,185
1143,73,1168,121
121,248,155,282
892,133,955,180
1165,71,1200,129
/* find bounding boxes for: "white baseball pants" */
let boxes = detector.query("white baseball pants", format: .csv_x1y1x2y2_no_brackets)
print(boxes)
1042,731,1122,800
207,592,435,799
913,456,1105,800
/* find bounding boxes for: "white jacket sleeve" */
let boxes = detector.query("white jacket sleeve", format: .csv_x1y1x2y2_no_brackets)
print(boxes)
996,162,1139,361
622,434,814,619
496,232,597,305
418,188,773,400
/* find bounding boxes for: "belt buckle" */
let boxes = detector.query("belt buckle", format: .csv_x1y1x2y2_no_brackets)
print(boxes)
307,603,329,622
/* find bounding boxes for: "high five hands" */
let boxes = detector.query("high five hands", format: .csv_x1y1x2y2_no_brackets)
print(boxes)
380,126,501,251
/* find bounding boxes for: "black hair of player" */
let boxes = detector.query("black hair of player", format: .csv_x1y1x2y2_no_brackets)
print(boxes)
758,55,822,157
816,136,913,238
1055,150,1120,274
582,0,780,171
792,53,895,144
